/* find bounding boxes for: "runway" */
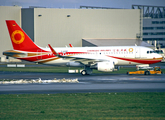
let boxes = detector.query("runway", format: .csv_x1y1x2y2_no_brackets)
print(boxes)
0,71,165,94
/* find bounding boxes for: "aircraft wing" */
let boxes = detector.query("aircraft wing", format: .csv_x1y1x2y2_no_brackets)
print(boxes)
70,57,101,65
48,44,103,65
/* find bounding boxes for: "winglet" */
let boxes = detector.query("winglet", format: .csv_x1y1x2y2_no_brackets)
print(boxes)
69,44,73,47
48,44,59,56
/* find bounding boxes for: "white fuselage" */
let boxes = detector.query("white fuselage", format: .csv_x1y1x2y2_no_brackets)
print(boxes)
35,46,162,66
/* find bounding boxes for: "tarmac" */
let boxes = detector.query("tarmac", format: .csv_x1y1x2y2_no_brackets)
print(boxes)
0,71,165,94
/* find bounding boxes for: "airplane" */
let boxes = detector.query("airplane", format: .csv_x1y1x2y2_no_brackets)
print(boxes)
3,20,163,75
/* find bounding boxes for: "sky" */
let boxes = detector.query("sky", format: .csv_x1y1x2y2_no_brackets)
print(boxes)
0,0,165,9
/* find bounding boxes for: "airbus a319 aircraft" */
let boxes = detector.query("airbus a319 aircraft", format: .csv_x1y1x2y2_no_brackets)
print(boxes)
3,20,163,75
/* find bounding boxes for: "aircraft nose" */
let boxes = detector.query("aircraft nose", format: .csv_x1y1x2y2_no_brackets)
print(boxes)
155,54,163,60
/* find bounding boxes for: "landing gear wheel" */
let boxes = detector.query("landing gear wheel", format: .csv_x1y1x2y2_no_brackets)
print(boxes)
145,71,150,75
81,70,87,76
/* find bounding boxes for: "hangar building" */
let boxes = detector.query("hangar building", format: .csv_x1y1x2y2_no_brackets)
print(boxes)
0,6,143,61
0,6,21,61
132,5,165,48
22,8,142,48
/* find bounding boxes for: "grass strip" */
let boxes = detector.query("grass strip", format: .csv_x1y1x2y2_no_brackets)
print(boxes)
0,92,165,119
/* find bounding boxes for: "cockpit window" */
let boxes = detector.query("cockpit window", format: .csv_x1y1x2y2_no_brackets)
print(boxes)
155,50,163,54
147,50,156,54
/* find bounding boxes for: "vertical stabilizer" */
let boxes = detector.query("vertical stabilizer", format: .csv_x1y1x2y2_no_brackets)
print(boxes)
6,20,44,52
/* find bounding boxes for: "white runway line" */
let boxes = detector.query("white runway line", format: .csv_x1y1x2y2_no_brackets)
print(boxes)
0,78,79,84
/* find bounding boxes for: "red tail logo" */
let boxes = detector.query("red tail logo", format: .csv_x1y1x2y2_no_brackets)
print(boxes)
6,20,46,52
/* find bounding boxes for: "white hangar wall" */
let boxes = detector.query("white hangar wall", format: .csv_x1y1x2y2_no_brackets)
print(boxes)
0,6,21,58
28,8,142,47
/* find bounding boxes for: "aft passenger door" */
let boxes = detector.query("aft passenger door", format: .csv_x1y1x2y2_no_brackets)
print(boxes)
37,49,42,60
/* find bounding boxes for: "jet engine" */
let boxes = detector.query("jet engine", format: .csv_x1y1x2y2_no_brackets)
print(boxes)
97,62,114,72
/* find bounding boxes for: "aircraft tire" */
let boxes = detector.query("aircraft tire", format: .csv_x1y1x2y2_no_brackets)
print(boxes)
81,70,87,76
145,71,150,75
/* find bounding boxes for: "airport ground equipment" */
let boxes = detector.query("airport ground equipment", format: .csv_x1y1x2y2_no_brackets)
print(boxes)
127,67,162,75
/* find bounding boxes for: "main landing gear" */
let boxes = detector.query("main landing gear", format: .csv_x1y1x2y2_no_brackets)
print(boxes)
81,66,93,76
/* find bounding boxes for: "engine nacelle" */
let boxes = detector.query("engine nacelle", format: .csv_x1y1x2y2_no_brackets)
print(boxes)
97,62,114,72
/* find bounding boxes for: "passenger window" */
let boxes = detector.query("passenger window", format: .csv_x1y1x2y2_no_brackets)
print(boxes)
147,51,149,54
